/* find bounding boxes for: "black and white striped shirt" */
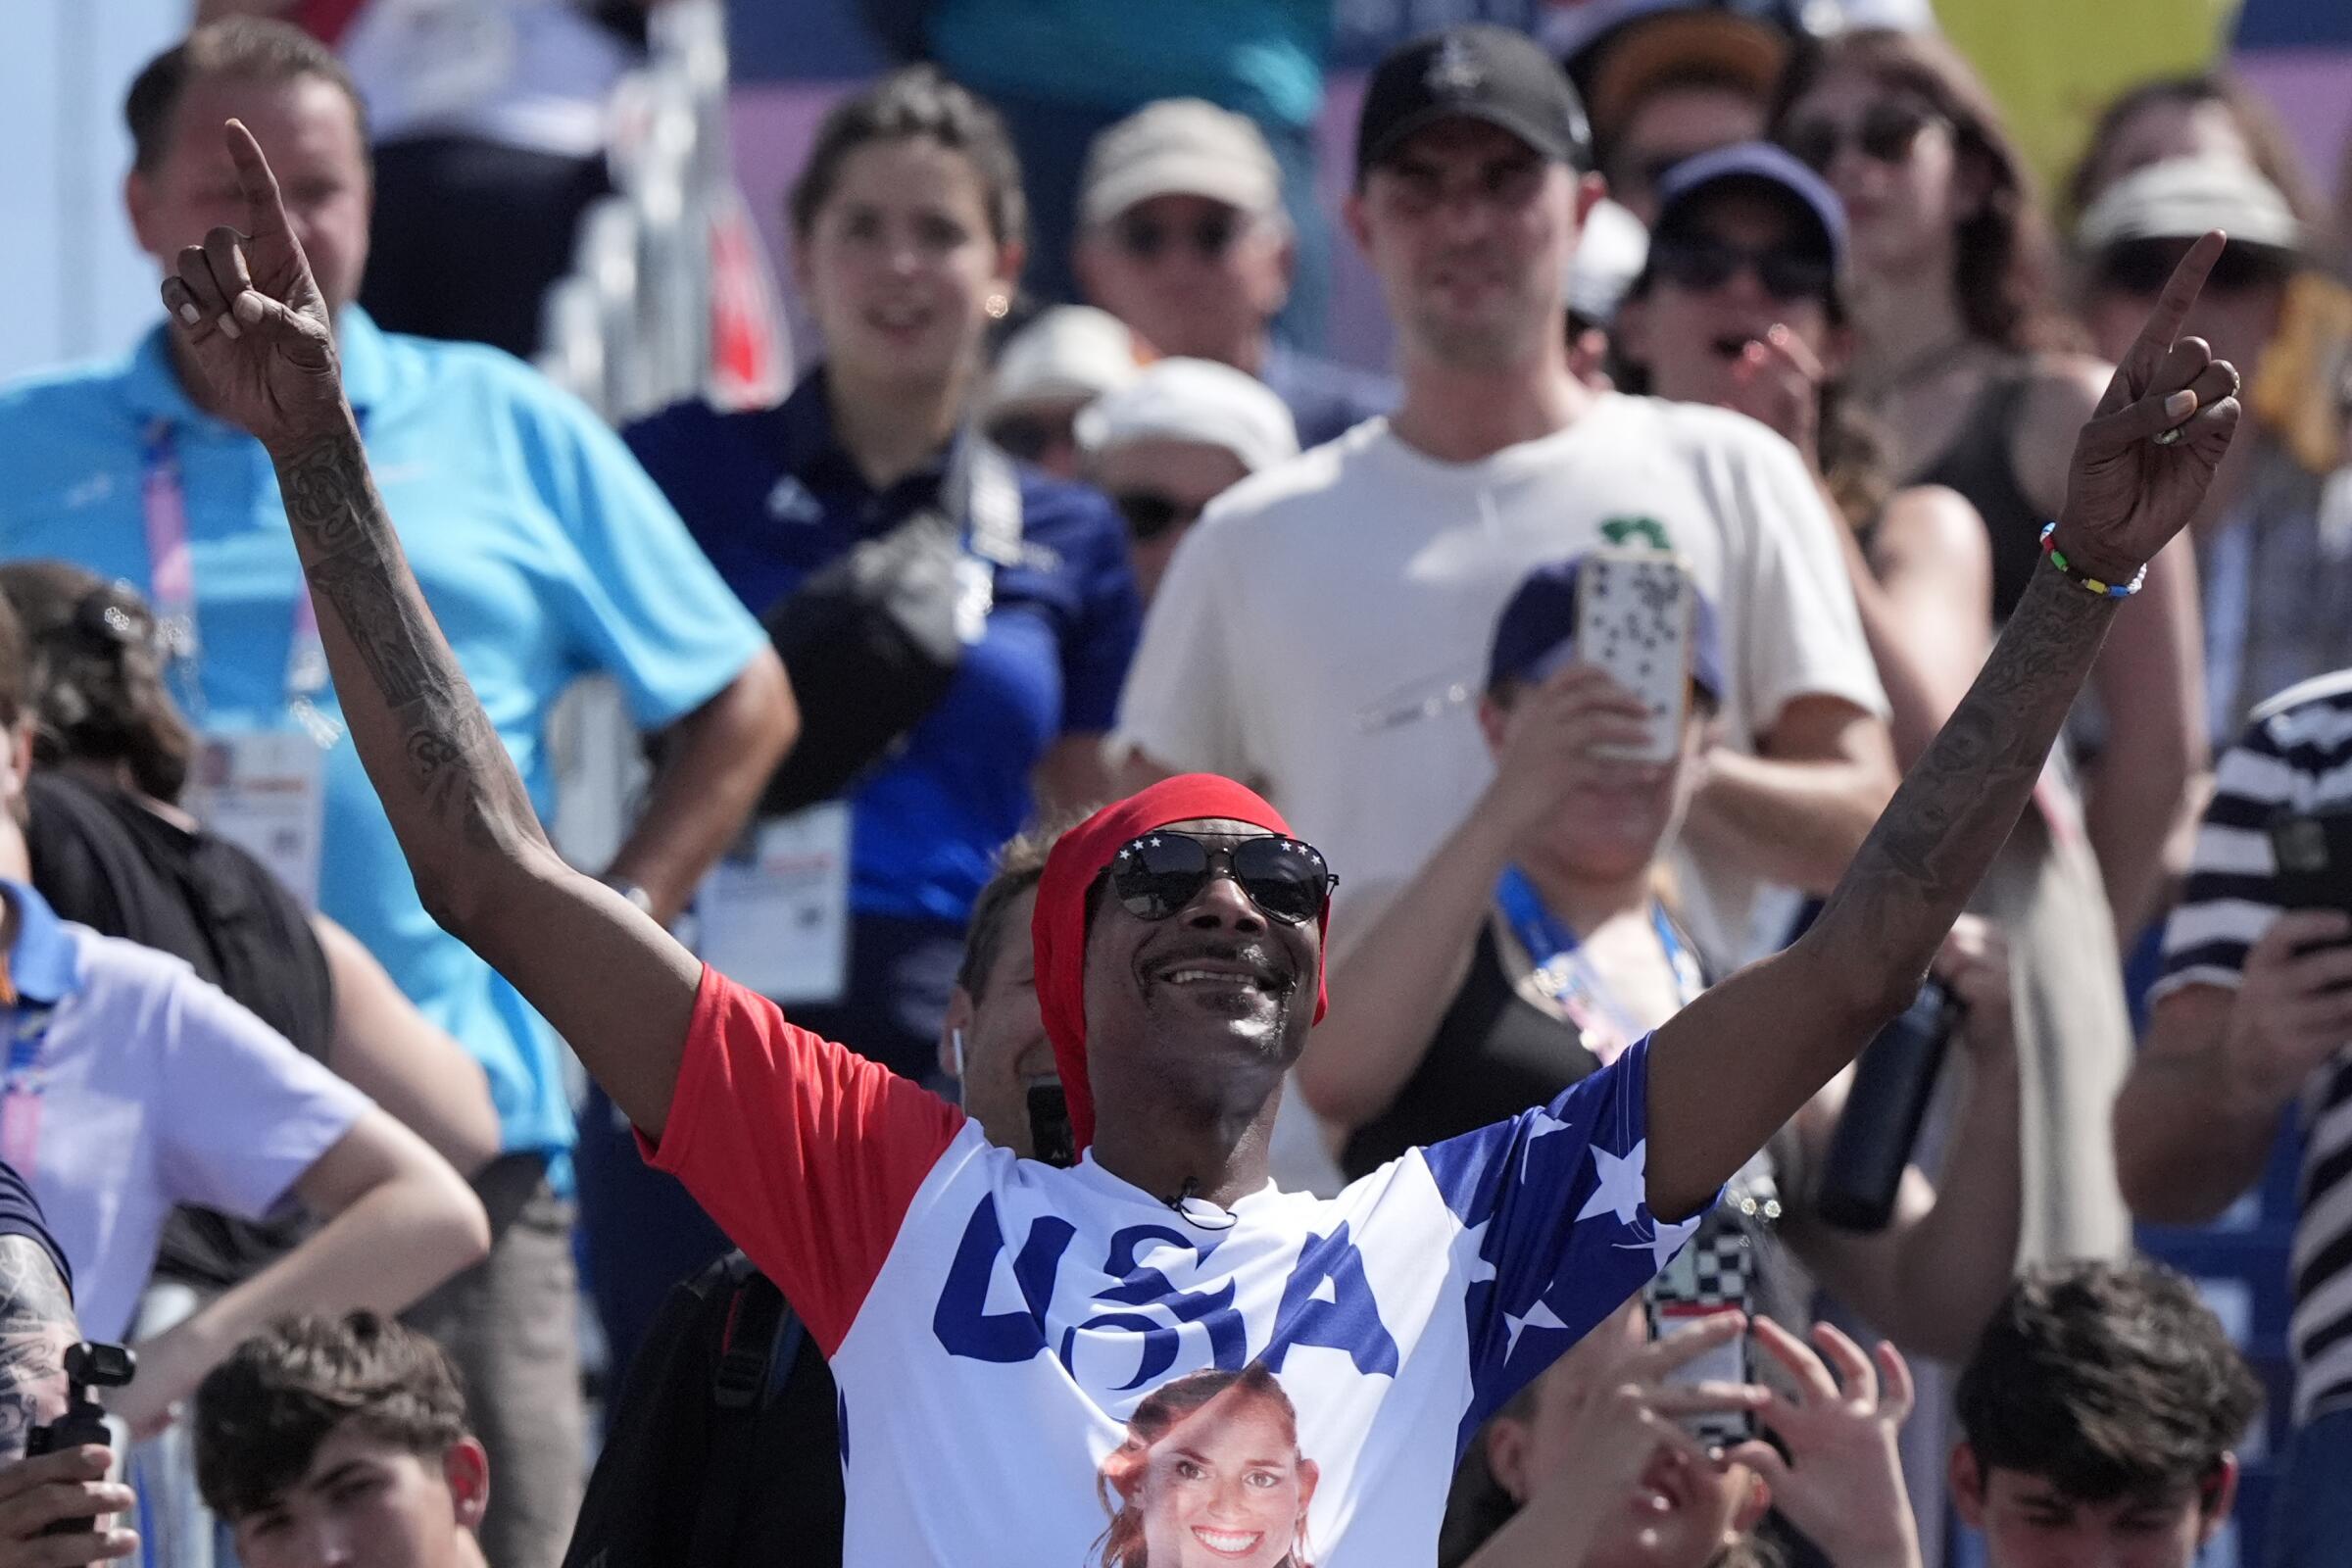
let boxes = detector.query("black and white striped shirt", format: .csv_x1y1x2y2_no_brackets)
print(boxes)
2158,668,2352,1422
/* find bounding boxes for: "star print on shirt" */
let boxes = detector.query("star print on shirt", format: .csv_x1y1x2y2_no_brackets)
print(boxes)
1502,1296,1568,1358
1575,1140,1647,1228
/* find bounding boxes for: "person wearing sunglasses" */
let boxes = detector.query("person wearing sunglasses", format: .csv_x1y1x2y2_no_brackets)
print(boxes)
182,45,2247,1567
1073,99,1396,450
1772,30,2209,964
1075,358,1300,603
2072,158,2348,744
1614,144,1991,781
1299,556,2022,1365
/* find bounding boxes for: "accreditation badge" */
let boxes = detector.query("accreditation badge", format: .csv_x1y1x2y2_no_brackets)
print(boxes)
687,803,853,1004
187,731,329,909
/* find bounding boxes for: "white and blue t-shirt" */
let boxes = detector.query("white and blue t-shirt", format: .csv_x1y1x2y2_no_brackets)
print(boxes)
645,966,1699,1566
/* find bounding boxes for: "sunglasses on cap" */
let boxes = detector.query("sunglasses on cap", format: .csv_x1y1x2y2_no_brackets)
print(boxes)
2098,237,2285,298
1648,233,1834,304
1112,491,1209,544
1107,831,1336,925
1781,100,1944,175
1114,210,1245,263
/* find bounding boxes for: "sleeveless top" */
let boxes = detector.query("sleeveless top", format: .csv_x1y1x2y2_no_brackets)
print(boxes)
1913,368,2044,620
1343,921,1602,1179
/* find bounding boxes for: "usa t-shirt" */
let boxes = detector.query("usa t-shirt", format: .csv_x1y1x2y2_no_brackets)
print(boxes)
645,967,1697,1565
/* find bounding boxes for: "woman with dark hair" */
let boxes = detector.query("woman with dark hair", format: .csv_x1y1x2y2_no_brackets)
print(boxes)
1096,1364,1321,1568
1,562,499,1297
595,65,1141,1366
1771,29,2206,953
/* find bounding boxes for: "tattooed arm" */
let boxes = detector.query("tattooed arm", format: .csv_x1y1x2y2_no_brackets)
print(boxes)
161,122,700,1135
0,1236,74,1464
1644,237,2246,1221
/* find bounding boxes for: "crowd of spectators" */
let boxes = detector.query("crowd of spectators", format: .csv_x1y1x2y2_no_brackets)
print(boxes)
0,3,2346,1568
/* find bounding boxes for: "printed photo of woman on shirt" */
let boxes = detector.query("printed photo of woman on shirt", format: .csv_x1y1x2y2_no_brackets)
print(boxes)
1095,1363,1320,1568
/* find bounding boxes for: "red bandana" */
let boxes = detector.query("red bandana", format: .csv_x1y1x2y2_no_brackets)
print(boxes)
1031,775,1332,1152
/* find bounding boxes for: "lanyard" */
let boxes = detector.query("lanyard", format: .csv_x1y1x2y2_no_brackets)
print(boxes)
141,421,342,747
1494,864,1704,1065
0,1004,57,1174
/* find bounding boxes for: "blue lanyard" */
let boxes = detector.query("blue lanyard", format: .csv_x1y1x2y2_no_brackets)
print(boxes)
1494,865,1704,1054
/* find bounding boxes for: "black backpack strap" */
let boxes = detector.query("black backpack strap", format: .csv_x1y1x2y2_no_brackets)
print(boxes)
684,1269,792,1568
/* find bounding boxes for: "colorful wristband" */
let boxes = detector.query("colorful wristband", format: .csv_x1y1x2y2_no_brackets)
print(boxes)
2038,522,2146,599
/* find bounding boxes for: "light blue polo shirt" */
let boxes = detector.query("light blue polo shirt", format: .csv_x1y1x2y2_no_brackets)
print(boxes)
0,309,768,1170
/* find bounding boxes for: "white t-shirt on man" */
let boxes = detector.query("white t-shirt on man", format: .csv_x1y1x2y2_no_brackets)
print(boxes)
1115,395,1888,967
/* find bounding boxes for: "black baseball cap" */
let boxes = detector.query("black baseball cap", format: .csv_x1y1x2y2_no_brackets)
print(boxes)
1355,24,1594,181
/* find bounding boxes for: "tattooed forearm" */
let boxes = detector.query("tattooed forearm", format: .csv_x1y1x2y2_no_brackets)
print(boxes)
0,1237,74,1462
1814,565,2118,988
271,428,549,899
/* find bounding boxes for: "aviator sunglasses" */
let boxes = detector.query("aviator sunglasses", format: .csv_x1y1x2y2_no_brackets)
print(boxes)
1107,832,1336,925
1781,99,1945,175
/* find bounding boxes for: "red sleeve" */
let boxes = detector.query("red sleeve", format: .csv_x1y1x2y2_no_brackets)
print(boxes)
638,965,966,1354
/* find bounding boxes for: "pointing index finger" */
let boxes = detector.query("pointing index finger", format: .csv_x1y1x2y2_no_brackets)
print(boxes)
223,119,290,241
2124,231,2225,382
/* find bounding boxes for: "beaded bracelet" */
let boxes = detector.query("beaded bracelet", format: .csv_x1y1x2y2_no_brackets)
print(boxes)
2038,521,2147,599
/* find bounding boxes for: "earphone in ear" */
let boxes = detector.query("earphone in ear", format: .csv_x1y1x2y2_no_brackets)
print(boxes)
950,1027,966,1079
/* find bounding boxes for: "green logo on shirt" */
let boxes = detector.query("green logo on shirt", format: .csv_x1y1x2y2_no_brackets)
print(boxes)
1600,516,1674,551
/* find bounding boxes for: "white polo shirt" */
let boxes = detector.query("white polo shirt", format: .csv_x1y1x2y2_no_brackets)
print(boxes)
0,881,369,1341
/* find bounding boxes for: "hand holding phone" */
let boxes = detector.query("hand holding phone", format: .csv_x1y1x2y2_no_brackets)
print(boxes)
1644,1221,1758,1447
1574,549,1696,764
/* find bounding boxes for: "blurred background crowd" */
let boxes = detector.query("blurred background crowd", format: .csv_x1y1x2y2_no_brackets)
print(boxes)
0,1,2349,1567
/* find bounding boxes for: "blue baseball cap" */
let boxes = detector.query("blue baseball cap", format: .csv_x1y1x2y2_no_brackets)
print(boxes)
1487,556,1724,699
1652,140,1847,274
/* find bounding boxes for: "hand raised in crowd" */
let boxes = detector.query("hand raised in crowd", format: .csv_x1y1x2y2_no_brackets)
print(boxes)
158,121,345,458
2224,909,2352,1116
1480,664,1668,841
1726,324,1825,472
1724,1318,1922,1568
2052,230,2241,580
1935,914,2017,1070
0,1446,136,1568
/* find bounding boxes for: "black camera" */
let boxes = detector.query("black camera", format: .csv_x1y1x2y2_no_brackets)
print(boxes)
24,1343,134,1538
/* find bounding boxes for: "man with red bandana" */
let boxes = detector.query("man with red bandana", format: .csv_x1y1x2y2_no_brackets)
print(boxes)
168,49,2247,1566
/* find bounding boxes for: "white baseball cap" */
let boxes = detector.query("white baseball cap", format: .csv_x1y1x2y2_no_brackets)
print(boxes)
1076,358,1300,474
1079,99,1284,229
980,307,1144,420
2077,157,2304,258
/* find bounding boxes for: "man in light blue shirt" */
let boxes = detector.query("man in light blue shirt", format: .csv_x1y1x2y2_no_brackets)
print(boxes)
0,21,794,1568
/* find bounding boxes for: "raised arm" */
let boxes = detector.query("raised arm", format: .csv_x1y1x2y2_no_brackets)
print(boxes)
1643,236,2242,1220
162,121,701,1136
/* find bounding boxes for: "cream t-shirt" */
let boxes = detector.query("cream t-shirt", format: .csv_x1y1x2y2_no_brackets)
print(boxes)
1115,395,1887,969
